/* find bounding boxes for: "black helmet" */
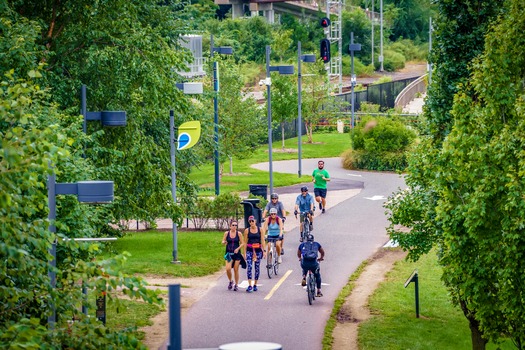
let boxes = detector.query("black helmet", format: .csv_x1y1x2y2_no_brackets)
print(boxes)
301,186,308,192
271,193,279,199
307,234,314,242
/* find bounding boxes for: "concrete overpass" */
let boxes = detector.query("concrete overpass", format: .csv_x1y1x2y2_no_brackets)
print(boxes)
215,0,375,23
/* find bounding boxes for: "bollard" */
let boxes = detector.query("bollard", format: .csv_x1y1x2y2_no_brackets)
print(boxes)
167,284,182,350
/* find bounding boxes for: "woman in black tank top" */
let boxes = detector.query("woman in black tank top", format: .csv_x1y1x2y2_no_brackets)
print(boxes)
222,220,245,291
243,215,266,292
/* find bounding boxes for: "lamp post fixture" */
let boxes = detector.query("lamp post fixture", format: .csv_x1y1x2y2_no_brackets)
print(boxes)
81,85,126,132
297,42,316,178
172,83,203,264
349,32,362,129
265,45,294,195
47,175,114,326
210,35,233,196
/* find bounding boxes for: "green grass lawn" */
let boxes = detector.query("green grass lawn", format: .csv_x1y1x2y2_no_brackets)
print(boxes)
103,230,224,278
358,250,513,350
192,132,352,195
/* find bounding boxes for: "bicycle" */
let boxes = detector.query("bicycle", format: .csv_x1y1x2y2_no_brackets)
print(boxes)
295,211,312,243
304,258,323,305
266,236,280,278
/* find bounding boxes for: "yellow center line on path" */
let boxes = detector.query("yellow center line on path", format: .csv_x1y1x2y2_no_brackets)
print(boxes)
264,269,293,300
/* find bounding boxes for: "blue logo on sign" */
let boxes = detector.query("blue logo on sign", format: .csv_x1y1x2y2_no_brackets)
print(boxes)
178,133,191,150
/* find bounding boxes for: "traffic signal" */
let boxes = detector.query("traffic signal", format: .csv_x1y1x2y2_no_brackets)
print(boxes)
320,39,330,63
320,17,331,28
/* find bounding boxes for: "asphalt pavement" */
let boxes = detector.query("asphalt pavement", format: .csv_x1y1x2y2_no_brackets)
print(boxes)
164,158,406,350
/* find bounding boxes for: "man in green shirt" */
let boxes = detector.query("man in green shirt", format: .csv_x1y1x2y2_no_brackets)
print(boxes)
312,160,330,213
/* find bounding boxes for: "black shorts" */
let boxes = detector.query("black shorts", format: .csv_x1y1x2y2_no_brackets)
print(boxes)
228,252,243,261
314,188,327,198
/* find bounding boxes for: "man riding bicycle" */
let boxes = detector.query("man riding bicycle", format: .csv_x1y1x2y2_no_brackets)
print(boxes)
294,186,314,241
297,234,325,297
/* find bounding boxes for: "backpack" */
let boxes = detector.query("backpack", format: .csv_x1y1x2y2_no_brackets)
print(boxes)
302,241,318,261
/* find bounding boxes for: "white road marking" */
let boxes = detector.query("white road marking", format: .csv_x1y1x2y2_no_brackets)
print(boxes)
264,270,293,300
364,195,386,201
347,173,363,177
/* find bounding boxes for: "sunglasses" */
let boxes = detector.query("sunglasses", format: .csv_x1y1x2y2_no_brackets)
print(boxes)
249,220,255,223
231,224,237,226
271,213,277,215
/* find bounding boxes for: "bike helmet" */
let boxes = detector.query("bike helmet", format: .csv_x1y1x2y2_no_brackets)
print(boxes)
270,193,279,199
269,208,278,214
301,186,308,192
307,234,314,242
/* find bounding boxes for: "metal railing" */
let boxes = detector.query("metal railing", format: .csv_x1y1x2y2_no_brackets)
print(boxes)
394,74,427,110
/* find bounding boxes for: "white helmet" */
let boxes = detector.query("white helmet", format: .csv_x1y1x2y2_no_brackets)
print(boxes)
269,208,278,214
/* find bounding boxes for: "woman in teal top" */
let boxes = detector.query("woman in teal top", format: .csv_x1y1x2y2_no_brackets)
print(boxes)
263,208,284,263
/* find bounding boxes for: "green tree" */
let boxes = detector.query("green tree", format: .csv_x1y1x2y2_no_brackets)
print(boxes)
385,1,514,349
271,73,298,150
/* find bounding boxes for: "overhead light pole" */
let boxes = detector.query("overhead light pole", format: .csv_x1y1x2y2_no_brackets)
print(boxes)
210,35,233,196
47,175,114,326
297,41,316,178
264,45,294,194
349,33,362,129
172,83,203,264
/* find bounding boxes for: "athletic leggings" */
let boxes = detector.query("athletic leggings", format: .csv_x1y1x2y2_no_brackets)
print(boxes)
246,250,263,281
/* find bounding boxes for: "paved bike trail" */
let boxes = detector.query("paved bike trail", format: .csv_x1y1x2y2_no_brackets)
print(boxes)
174,158,405,349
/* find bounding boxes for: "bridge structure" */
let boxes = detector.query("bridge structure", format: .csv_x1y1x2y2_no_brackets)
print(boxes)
214,0,374,24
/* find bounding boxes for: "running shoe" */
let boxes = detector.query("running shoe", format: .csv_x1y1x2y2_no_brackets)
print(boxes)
301,278,306,286
316,290,323,297
253,285,258,292
278,256,282,263
228,281,233,290
322,208,325,214
246,286,253,293
233,284,238,291
300,235,304,242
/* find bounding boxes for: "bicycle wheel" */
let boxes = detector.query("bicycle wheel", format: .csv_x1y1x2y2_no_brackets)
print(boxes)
273,247,280,276
307,273,314,305
302,220,309,241
266,249,274,279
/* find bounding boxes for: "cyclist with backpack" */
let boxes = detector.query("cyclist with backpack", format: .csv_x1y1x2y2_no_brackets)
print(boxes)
297,234,325,297
263,207,284,263
294,186,315,241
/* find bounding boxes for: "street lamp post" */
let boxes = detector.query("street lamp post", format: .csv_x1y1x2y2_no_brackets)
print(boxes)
210,35,233,196
265,45,294,195
47,175,114,326
81,85,126,132
297,42,316,178
349,32,362,129
379,0,384,72
172,83,203,264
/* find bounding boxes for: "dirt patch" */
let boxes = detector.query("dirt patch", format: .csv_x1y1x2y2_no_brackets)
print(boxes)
331,248,407,350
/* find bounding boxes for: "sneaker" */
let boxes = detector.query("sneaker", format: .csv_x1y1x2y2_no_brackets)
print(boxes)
281,248,284,255
246,286,253,293
253,285,258,292
309,224,314,231
300,235,304,242
233,284,238,291
301,278,306,286
228,281,233,290
322,208,325,214
316,290,323,297
278,256,282,263
319,203,323,210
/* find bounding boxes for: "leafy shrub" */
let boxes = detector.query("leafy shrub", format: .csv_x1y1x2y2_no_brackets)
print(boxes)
342,56,375,76
186,197,213,229
346,115,416,171
211,192,242,230
388,39,428,62
375,49,406,71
